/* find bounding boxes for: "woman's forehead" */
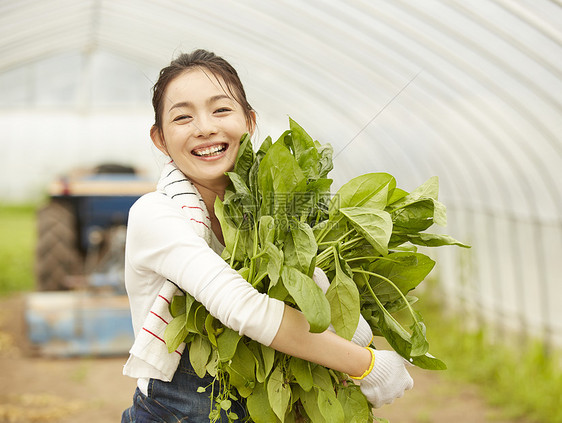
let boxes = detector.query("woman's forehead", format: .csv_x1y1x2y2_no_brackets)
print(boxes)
166,68,233,100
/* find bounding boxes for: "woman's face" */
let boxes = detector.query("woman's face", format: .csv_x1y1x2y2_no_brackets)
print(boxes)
151,68,253,191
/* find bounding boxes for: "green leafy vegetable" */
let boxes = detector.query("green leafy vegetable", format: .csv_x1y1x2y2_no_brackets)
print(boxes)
163,118,469,422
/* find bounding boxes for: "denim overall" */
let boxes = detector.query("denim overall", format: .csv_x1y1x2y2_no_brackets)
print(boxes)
121,350,247,422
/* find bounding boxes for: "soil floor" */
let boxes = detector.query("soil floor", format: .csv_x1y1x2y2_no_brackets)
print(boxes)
0,294,532,423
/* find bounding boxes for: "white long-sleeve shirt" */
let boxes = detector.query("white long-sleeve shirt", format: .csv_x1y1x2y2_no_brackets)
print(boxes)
122,191,285,393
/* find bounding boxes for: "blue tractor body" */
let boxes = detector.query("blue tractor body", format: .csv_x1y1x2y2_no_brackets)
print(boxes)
28,164,155,357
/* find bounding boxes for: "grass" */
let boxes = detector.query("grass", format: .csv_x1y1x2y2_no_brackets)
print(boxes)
0,204,36,295
419,293,562,423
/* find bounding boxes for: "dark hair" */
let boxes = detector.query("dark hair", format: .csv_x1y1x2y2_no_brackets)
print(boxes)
151,49,254,129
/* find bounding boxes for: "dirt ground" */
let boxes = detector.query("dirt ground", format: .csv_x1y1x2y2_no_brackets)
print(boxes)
0,294,531,423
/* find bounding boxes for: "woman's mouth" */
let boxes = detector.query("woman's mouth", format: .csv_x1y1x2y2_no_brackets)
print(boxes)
191,143,228,157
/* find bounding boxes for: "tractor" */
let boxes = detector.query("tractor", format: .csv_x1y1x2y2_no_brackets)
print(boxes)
26,164,155,356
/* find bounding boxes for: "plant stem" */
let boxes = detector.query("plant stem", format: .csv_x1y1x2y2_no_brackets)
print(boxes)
359,270,411,340
340,236,363,250
317,228,356,246
230,228,241,267
354,269,418,323
248,223,259,284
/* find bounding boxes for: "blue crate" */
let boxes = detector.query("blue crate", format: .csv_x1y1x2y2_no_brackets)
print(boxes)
25,291,135,357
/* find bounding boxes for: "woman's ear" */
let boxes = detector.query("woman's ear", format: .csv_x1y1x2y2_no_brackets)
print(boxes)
150,125,168,156
248,110,257,136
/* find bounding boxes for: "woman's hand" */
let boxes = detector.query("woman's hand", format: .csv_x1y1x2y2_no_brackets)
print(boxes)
355,349,414,408
312,267,373,347
312,268,414,408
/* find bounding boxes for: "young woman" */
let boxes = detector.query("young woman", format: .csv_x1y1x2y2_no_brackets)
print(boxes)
121,49,413,422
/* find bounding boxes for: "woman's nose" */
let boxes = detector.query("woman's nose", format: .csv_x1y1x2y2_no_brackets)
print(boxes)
193,116,217,137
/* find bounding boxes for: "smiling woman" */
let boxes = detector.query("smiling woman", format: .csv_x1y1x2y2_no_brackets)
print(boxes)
120,49,413,423
149,67,255,237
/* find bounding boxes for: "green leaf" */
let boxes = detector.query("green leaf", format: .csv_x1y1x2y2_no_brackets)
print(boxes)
206,348,219,376
311,365,333,393
281,266,331,333
214,198,244,260
267,365,291,422
326,255,360,341
413,175,439,198
376,306,413,359
368,252,435,302
259,215,275,245
410,320,430,356
268,277,289,301
340,207,392,256
169,294,187,317
289,357,313,392
248,341,267,383
384,294,419,314
392,199,436,232
163,314,188,353
189,334,211,378
185,304,207,335
217,327,242,362
247,381,280,423
315,142,334,179
387,187,408,205
337,385,372,423
261,344,275,378
225,171,252,198
204,314,218,347
317,389,345,423
258,135,273,157
330,173,396,217
389,176,447,227
410,352,447,370
404,233,470,248
233,132,255,184
298,387,326,423
287,117,320,181
265,242,283,286
226,341,256,398
283,221,317,274
258,140,307,216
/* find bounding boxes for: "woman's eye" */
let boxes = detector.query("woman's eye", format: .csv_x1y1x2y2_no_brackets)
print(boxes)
215,108,231,113
173,115,191,122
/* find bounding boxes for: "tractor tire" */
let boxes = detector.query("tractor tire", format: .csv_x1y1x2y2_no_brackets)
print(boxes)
35,200,84,290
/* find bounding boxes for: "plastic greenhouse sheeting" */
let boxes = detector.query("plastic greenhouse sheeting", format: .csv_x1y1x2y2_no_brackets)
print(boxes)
1,0,561,346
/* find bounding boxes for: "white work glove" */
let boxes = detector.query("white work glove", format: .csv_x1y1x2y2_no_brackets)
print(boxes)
312,267,373,347
354,349,414,408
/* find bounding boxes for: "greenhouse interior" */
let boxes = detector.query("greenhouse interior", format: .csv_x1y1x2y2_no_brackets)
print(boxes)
0,1,561,422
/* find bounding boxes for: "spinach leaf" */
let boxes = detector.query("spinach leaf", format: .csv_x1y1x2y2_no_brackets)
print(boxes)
281,266,331,333
267,365,291,422
339,207,392,256
283,221,317,275
326,252,360,341
247,381,280,423
330,173,396,217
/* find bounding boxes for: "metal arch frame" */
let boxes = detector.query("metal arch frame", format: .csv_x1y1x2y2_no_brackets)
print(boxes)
0,0,560,344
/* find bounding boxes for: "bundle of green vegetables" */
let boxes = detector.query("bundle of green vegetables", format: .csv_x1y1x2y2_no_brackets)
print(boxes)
164,118,469,422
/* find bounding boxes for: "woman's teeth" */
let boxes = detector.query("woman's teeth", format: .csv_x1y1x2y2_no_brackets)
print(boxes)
193,144,227,157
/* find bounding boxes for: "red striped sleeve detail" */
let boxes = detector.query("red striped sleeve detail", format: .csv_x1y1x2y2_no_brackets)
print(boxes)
182,205,211,220
190,218,210,230
150,311,168,325
158,295,171,305
142,327,183,356
143,327,165,344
